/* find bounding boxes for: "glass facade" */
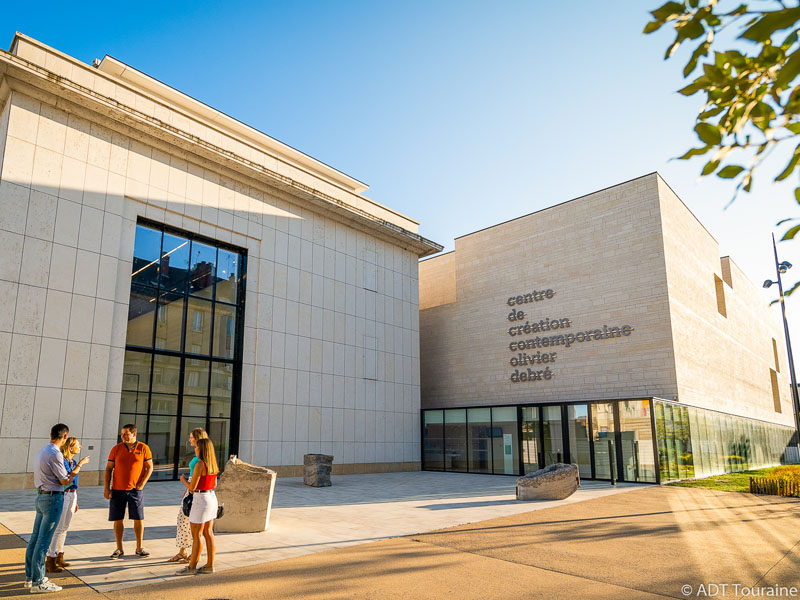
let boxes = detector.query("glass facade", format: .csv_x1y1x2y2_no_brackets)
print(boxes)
422,399,794,483
121,221,246,480
654,400,795,482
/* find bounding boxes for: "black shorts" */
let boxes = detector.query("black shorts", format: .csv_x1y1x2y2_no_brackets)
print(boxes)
109,489,144,521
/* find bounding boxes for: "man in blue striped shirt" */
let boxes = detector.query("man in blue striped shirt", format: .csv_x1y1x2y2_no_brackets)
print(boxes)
25,424,89,593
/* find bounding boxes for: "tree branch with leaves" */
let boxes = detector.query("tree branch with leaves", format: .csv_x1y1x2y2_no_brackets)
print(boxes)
646,1,800,290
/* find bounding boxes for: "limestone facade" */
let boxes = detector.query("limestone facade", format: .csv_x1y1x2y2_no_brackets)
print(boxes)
0,34,440,489
419,173,794,429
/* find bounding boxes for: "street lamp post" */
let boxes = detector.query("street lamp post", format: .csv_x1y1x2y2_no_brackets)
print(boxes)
763,234,800,458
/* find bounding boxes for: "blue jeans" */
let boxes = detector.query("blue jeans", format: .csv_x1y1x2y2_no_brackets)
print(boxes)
25,493,64,585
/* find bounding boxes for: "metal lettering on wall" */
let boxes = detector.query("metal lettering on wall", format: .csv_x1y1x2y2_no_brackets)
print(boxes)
506,289,634,383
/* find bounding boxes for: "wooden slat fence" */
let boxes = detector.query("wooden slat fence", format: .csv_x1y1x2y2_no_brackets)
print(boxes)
750,476,800,497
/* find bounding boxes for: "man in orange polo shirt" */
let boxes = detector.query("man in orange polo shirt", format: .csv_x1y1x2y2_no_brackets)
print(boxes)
104,424,153,559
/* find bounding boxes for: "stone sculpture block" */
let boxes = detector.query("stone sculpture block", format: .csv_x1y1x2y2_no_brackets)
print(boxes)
214,455,277,533
304,453,333,487
516,463,580,501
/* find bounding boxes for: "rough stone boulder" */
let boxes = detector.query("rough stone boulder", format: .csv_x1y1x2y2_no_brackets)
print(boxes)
214,456,277,533
304,453,333,487
516,463,580,501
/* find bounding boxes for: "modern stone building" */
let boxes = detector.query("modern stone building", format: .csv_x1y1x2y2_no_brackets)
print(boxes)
0,34,441,489
419,174,797,483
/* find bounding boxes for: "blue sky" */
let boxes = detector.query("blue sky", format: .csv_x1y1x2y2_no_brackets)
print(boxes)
3,1,800,345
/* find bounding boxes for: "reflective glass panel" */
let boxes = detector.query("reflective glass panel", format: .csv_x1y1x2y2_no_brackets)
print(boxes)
592,402,616,479
216,249,240,304
444,409,467,472
542,406,564,466
213,303,236,359
521,406,541,473
120,351,151,414
178,415,209,476
150,354,181,414
126,285,156,348
160,233,190,293
491,407,518,475
210,362,233,418
568,404,592,478
185,297,212,356
183,359,209,417
189,241,216,298
423,410,444,470
148,414,178,481
618,400,656,482
155,293,184,352
131,224,161,287
467,408,491,473
209,418,230,469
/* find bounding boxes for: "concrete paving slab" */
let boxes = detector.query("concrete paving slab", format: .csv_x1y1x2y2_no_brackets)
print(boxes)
0,471,639,593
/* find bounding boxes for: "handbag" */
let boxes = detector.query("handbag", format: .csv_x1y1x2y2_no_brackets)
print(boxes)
182,492,224,519
181,493,192,517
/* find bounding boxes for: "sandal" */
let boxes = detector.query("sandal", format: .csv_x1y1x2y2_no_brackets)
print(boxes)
134,548,150,558
168,553,189,563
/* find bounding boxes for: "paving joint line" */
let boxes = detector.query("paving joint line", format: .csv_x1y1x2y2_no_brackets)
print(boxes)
750,536,800,589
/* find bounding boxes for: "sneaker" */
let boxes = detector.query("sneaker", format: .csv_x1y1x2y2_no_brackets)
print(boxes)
109,549,124,560
175,566,196,576
196,565,215,574
24,580,32,588
134,548,150,558
31,579,62,593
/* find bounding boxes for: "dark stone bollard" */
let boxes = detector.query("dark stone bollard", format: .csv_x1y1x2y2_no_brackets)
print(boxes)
304,454,333,487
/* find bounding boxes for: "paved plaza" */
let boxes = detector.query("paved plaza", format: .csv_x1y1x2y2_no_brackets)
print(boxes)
0,471,640,593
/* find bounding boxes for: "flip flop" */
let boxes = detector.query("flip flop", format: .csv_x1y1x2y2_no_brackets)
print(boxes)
167,554,189,563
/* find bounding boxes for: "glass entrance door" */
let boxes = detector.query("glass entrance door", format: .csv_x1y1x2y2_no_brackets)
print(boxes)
567,404,591,478
542,406,564,465
592,402,616,480
521,406,541,473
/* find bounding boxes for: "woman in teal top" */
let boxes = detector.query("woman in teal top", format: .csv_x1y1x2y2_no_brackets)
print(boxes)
169,428,207,563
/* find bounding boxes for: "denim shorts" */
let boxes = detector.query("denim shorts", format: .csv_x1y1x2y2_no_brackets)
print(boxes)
108,489,144,521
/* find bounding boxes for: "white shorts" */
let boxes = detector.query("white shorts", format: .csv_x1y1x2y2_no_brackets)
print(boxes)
189,490,217,524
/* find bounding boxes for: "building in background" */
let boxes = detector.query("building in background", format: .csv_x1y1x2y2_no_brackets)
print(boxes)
0,34,440,489
419,174,796,483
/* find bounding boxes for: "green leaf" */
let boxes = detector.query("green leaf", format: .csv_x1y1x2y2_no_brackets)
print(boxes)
718,165,745,178
776,48,800,90
677,146,712,160
643,20,664,34
678,81,705,95
786,122,800,134
700,106,725,119
651,1,688,21
702,160,720,175
776,143,800,181
695,122,723,145
740,7,800,43
782,224,800,240
684,42,710,77
795,188,800,205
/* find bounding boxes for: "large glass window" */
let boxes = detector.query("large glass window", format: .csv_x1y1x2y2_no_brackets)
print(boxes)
568,404,592,478
542,406,564,466
121,221,245,480
422,410,444,470
521,406,541,474
444,409,468,472
654,400,795,482
467,408,492,473
618,400,656,483
491,407,518,475
592,402,616,480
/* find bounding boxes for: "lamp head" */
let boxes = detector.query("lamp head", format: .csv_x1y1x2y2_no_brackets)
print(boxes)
764,280,774,289
780,261,793,273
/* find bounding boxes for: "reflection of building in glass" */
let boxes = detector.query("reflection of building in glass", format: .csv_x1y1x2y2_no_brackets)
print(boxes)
0,34,440,489
419,174,796,483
